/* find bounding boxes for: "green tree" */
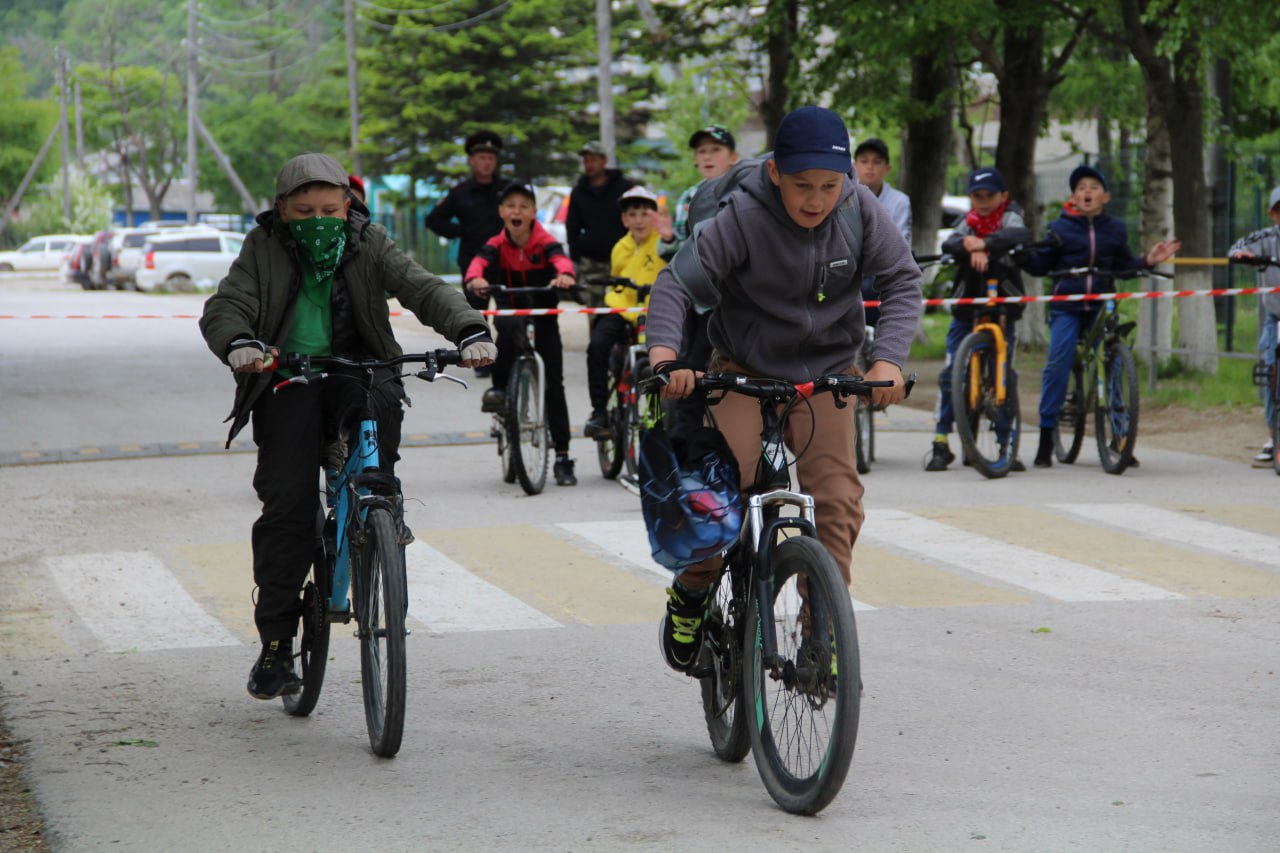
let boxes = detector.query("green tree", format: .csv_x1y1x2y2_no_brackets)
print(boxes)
657,59,753,193
0,46,59,213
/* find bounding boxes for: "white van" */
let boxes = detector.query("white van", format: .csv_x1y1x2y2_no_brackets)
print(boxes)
111,224,218,287
134,231,245,292
0,234,85,273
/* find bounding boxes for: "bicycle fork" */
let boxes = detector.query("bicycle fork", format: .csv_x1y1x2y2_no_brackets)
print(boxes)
747,490,820,673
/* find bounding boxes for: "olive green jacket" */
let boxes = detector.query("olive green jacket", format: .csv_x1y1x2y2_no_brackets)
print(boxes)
200,206,486,445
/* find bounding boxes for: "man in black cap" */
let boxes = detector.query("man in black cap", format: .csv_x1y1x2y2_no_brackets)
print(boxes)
565,140,635,310
425,129,507,313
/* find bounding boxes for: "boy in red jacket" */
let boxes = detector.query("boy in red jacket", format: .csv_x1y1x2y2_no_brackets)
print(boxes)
466,180,579,485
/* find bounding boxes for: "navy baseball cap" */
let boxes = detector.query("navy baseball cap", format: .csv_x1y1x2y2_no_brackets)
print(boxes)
967,167,1005,193
1069,164,1108,191
773,106,852,175
854,138,890,162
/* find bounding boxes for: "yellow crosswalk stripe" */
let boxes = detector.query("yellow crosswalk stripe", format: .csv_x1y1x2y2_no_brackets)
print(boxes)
425,525,663,626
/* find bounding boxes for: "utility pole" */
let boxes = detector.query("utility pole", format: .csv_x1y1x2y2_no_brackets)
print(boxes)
345,0,361,175
74,80,84,169
186,0,198,224
194,116,263,215
594,0,614,164
57,45,71,222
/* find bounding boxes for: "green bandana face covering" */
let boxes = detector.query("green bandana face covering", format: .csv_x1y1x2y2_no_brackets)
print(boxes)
288,216,347,281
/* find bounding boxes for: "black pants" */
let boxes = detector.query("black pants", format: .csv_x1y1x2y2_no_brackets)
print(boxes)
668,307,715,439
249,367,404,643
492,315,571,453
587,313,635,412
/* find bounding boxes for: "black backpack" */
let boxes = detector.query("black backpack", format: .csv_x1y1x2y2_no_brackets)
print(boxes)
667,155,863,308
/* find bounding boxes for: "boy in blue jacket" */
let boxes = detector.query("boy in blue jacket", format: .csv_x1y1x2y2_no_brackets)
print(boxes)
1023,165,1179,467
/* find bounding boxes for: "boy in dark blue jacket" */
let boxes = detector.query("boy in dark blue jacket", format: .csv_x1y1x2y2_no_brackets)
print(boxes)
1023,165,1179,467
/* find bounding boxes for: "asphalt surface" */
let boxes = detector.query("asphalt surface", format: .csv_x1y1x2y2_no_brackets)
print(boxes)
1,276,1278,852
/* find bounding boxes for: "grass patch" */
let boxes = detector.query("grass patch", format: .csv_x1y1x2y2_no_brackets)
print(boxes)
1142,356,1264,411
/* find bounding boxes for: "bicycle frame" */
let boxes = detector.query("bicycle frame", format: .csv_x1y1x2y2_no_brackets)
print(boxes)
328,414,399,616
1077,301,1128,411
967,278,1011,409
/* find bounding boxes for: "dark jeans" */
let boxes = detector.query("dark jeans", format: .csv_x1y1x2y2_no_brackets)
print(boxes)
249,366,404,643
1039,307,1099,429
587,313,635,412
493,315,571,452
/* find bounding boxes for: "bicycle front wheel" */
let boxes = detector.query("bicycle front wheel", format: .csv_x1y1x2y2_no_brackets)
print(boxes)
951,330,1020,479
1054,364,1086,464
744,536,860,815
283,521,332,717
699,567,750,763
507,358,550,495
854,398,872,475
1095,344,1139,474
357,508,407,757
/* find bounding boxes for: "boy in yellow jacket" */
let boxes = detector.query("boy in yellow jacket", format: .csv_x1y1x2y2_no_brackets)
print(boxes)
584,186,666,437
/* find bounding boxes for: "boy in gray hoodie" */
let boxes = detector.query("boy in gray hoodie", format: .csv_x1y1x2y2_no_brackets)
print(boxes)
645,106,922,672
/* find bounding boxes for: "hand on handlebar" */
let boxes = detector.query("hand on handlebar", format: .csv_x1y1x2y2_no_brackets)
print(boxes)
864,360,908,408
551,274,576,289
649,345,697,399
229,340,278,373
466,277,489,297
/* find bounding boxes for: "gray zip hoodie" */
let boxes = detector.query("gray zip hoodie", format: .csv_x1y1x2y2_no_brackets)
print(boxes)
646,160,922,382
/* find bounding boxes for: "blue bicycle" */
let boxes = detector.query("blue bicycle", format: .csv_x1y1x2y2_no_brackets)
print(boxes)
271,348,466,757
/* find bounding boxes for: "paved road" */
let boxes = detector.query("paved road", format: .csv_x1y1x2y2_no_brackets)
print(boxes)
2,279,1278,851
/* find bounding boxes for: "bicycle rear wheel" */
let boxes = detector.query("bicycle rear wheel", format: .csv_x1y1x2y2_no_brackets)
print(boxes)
699,567,750,763
1054,364,1086,464
507,358,549,495
597,382,625,479
743,536,860,815
1095,344,1139,474
854,398,872,475
952,330,1020,479
283,518,332,717
357,508,407,757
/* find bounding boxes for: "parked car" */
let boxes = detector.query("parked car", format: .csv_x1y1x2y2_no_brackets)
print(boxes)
134,230,244,292
934,194,970,256
61,237,95,289
110,223,218,288
537,185,570,246
0,234,85,273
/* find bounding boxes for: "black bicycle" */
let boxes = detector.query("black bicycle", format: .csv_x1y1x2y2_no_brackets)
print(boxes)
1046,268,1170,474
586,276,652,485
272,349,466,757
484,284,578,495
1230,253,1280,475
646,369,912,815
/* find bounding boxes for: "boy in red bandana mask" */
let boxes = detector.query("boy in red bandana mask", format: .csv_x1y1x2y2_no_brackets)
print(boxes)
925,167,1033,472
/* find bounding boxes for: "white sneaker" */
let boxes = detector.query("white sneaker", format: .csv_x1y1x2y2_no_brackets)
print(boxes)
1252,440,1274,467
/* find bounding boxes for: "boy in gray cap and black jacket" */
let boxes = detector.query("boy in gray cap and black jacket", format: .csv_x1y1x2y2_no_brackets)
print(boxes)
645,106,922,673
201,153,495,700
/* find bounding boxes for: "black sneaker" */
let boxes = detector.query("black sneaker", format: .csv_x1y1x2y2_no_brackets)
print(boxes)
660,586,707,672
583,410,610,439
924,440,955,471
553,457,577,486
1034,427,1054,468
246,639,301,700
481,387,505,413
1009,457,1027,473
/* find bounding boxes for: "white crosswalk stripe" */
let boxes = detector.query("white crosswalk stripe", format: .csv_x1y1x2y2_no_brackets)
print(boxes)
42,551,240,652
860,509,1185,602
405,540,561,633
1054,503,1280,568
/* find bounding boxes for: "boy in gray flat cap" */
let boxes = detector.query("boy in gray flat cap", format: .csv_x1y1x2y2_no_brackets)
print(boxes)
201,152,496,701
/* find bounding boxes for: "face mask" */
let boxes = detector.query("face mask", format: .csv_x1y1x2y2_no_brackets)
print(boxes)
287,217,347,280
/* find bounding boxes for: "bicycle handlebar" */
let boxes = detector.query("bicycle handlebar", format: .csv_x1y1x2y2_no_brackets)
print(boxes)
270,349,464,393
641,370,916,401
484,284,584,295
1046,266,1173,280
584,275,652,294
1227,254,1280,270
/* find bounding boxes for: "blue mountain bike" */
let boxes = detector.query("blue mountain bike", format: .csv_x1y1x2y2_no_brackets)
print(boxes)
271,349,466,757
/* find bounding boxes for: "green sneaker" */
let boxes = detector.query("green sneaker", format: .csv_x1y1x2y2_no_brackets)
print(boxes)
659,586,707,673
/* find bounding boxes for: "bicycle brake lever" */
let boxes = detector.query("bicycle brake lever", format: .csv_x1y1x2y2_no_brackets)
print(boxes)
904,372,917,398
427,371,468,389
